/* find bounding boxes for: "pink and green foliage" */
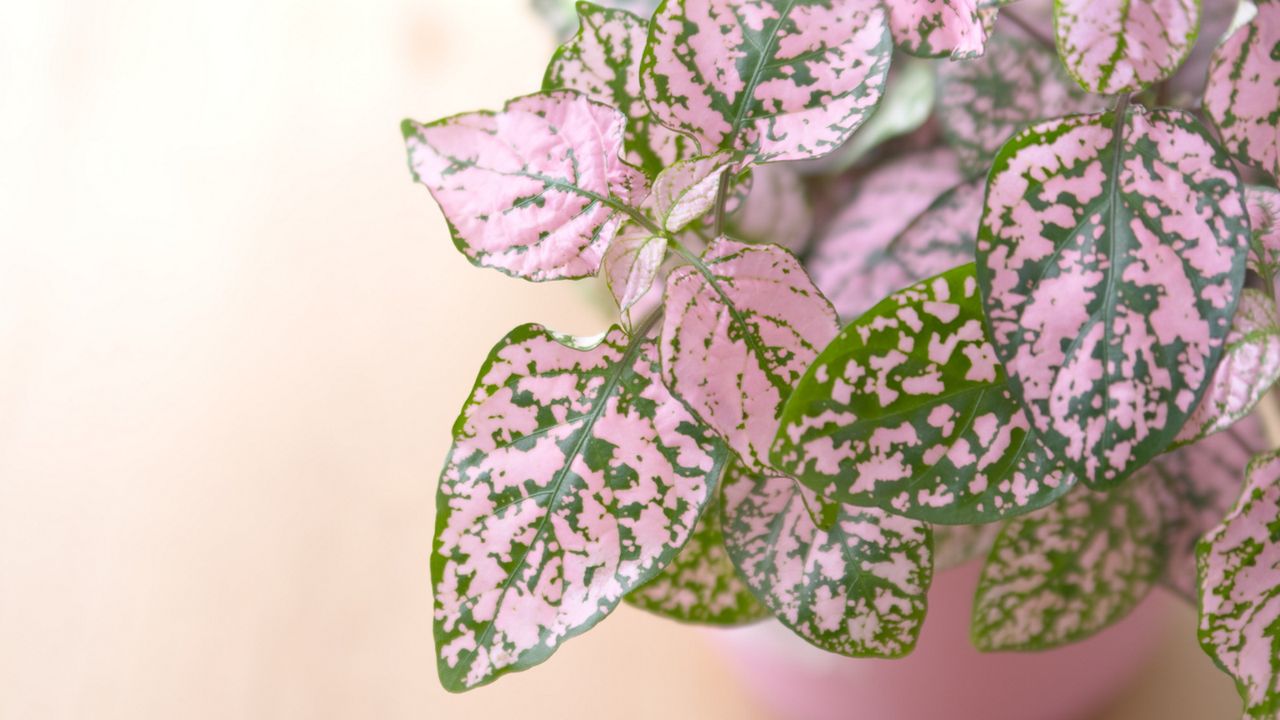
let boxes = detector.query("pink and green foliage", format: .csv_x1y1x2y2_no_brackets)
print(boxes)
977,106,1251,489
1199,450,1280,719
411,0,1280,705
721,462,934,656
1205,0,1280,181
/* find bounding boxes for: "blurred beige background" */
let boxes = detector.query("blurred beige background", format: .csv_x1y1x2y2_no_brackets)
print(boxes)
0,1,1246,718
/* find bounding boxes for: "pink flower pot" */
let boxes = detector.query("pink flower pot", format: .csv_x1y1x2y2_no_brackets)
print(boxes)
712,561,1167,720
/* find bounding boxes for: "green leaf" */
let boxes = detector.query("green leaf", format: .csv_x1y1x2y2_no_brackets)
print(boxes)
433,323,729,691
774,264,1075,524
721,461,933,657
973,480,1165,651
977,105,1251,489
626,491,770,625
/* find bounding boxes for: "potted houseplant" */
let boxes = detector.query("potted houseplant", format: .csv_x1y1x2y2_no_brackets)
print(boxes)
404,0,1280,717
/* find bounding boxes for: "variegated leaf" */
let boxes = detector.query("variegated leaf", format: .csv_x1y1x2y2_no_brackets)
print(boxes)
641,0,893,163
434,324,729,691
1055,0,1201,95
649,152,734,231
807,148,964,319
1164,0,1244,106
404,91,645,281
602,224,668,326
1205,0,1280,180
1199,449,1280,719
774,265,1075,524
1148,415,1265,600
972,480,1165,650
721,462,933,656
977,106,1251,488
662,237,839,471
533,0,662,41
886,0,989,59
626,492,769,624
1175,291,1280,447
1250,185,1280,288
543,2,693,177
820,57,938,171
936,30,1108,175
728,164,813,253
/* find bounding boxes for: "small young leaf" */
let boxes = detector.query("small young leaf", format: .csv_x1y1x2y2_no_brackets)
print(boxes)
1249,185,1280,287
1199,449,1280,719
977,106,1251,488
774,265,1075,524
626,492,770,624
728,164,814,254
602,225,668,327
642,0,893,163
1174,290,1280,447
721,462,933,657
404,91,645,281
543,2,693,177
661,237,839,472
807,148,964,319
1148,415,1265,600
1204,0,1280,180
1055,0,1201,95
973,481,1165,651
434,324,728,691
649,152,735,232
936,31,1108,175
886,0,989,59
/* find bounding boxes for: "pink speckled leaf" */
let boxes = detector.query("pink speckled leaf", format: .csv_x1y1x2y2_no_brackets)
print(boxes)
661,237,839,471
543,2,694,178
721,463,933,656
1204,0,1280,180
602,225,668,327
936,31,1108,175
774,265,1075,524
972,480,1165,650
1147,415,1265,600
433,323,730,691
1249,186,1280,287
1198,449,1280,719
886,0,989,59
1055,0,1201,94
626,491,769,624
1174,291,1280,447
641,0,893,163
977,107,1251,488
404,91,646,281
649,152,735,231
728,164,814,253
807,148,965,320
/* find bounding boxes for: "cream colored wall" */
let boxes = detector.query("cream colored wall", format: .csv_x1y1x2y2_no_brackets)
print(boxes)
0,1,1245,718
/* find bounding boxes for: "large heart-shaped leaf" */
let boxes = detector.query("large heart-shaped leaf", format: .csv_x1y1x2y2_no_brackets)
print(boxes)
977,106,1251,488
1199,449,1280,719
662,237,839,471
721,463,933,656
1054,0,1201,95
626,491,769,624
641,0,893,163
433,323,729,691
543,2,695,178
886,0,989,59
1205,0,1280,180
1174,290,1280,447
404,91,646,281
807,148,964,319
936,31,1107,175
774,265,1075,524
973,480,1165,650
1149,415,1265,600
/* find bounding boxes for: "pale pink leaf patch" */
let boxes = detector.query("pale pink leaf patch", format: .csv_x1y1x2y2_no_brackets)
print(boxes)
661,237,839,472
1055,0,1201,95
649,152,735,232
602,225,668,327
720,463,933,656
977,107,1251,488
642,0,893,162
885,0,989,59
404,91,646,281
433,324,728,690
1204,0,1280,180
